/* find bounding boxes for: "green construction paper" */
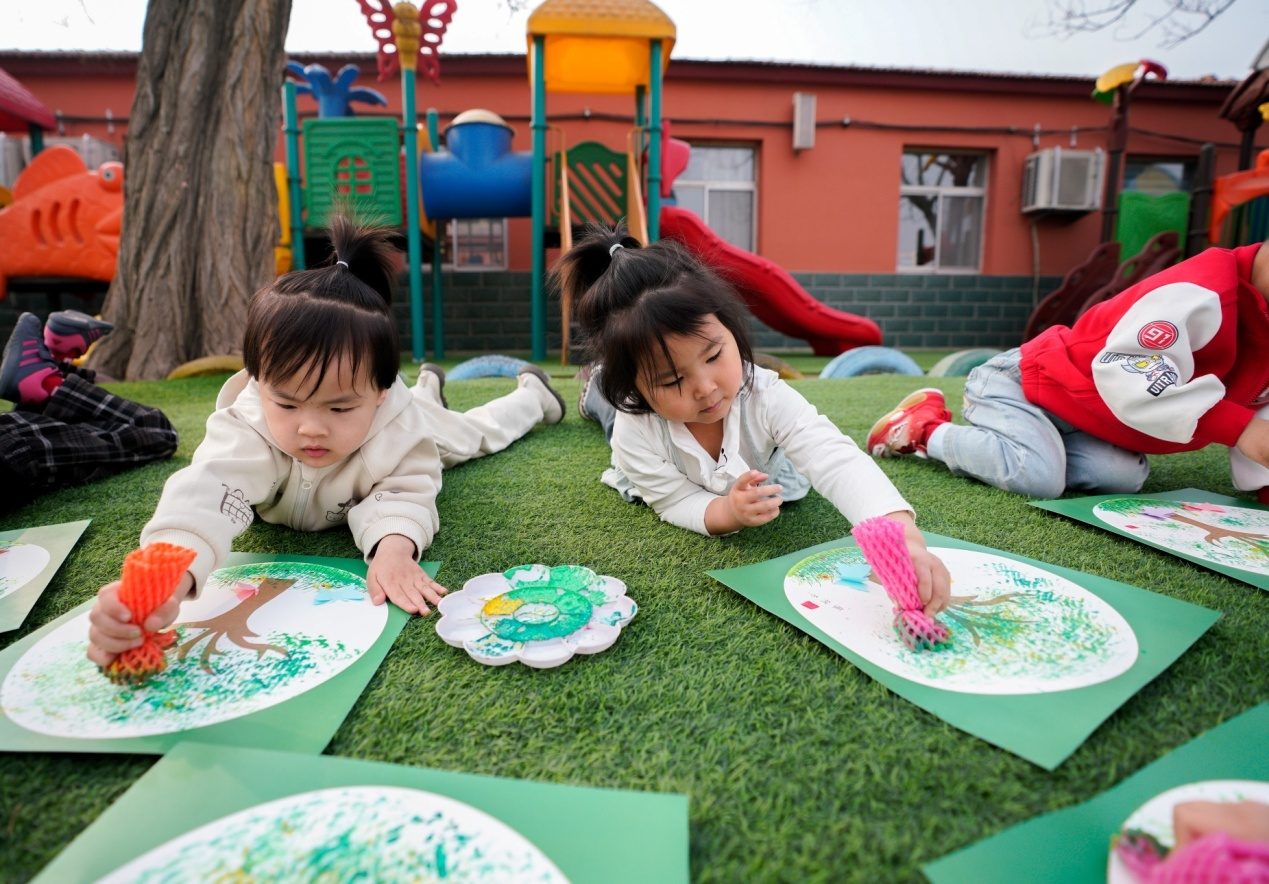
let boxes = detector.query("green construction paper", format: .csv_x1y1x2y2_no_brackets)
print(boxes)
0,553,434,755
0,519,90,632
707,533,1218,770
1031,487,1269,590
923,704,1269,883
33,742,690,883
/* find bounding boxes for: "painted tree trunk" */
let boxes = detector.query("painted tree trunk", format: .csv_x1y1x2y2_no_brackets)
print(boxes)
89,0,292,380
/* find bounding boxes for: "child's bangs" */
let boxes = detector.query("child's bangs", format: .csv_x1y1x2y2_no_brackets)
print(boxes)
251,297,397,394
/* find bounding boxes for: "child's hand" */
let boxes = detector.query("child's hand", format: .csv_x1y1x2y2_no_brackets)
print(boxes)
1173,800,1269,849
367,534,448,615
885,511,951,616
1236,418,1269,469
727,470,784,528
86,573,190,670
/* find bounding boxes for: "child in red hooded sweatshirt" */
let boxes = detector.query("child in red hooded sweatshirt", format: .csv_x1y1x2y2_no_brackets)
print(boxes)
868,241,1269,501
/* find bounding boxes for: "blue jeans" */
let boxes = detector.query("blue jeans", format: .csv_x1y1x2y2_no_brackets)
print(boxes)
938,348,1150,498
583,367,619,443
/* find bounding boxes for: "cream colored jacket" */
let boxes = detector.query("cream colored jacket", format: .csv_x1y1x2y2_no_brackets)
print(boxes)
142,371,442,590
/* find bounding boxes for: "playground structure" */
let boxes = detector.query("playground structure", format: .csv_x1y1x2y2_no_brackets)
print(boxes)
0,9,1265,360
524,0,881,362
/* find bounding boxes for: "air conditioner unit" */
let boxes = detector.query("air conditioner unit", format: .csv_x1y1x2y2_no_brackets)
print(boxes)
1021,147,1104,214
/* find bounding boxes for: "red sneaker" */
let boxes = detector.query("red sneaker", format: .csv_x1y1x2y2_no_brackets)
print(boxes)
866,388,951,458
0,313,62,406
44,310,113,362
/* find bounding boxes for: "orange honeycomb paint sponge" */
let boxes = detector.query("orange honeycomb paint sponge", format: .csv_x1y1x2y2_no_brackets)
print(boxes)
103,543,196,685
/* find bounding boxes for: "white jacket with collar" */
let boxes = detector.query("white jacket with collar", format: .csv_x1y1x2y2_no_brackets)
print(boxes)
141,370,442,591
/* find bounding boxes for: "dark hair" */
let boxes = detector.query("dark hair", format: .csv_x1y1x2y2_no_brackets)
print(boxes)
553,222,755,414
243,214,400,394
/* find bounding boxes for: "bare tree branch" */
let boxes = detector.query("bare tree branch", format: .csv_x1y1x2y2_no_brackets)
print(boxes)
1034,0,1239,48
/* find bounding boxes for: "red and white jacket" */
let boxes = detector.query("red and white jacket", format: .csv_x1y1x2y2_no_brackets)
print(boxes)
1020,243,1269,455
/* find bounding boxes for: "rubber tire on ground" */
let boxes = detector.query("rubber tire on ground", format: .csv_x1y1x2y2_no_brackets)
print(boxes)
926,348,1002,378
753,352,804,380
165,354,245,380
448,354,532,381
818,346,923,379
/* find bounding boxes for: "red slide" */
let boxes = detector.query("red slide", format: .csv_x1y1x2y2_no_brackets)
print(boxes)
659,205,881,356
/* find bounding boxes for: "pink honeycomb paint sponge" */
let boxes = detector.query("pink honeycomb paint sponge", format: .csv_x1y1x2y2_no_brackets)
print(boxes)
1115,830,1269,883
852,516,950,652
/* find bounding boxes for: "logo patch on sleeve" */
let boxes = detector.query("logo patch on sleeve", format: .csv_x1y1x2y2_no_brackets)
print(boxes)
1137,320,1178,350
1101,351,1179,396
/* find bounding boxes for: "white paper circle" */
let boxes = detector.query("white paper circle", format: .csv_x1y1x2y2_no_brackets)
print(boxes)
785,546,1138,695
97,786,569,882
1,562,387,738
0,542,51,601
1106,779,1269,884
1094,498,1269,575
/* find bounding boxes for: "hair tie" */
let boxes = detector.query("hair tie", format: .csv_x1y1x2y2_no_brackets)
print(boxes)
335,260,349,269
609,243,624,257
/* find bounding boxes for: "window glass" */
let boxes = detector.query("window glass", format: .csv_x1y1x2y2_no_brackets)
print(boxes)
451,218,506,271
676,145,757,251
1124,159,1194,195
897,150,986,272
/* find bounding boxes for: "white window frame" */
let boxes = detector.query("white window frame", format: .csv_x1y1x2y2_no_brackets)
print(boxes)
897,150,987,274
674,143,758,253
423,217,508,272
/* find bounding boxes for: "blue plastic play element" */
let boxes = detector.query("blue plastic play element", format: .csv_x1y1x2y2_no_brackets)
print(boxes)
419,110,533,219
819,346,924,379
286,62,387,118
448,354,532,381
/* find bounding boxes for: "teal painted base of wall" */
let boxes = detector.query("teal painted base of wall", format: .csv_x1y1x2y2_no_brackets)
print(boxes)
392,270,1064,358
0,271,1064,371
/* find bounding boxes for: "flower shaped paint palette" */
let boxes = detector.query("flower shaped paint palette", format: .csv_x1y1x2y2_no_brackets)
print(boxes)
435,564,637,668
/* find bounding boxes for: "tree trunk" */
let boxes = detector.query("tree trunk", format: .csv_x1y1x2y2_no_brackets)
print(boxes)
89,0,292,380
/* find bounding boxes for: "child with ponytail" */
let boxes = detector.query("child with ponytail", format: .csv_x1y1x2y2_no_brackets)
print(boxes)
87,215,565,669
555,223,949,611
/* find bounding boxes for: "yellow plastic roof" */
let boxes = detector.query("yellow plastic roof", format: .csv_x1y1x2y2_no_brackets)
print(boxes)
527,0,676,43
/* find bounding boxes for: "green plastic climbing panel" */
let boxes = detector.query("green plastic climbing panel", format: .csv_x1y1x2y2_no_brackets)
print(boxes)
302,117,402,229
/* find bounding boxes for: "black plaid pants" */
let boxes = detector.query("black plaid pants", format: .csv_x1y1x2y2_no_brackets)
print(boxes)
1,374,177,509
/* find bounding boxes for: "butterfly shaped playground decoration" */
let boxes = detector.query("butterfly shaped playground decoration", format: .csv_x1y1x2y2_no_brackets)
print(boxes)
355,0,456,86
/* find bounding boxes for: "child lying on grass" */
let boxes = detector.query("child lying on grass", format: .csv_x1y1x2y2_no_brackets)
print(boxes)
555,222,950,615
0,310,176,513
868,240,1269,502
87,215,565,670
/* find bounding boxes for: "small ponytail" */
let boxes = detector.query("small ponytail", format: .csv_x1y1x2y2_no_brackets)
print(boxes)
244,212,402,393
551,221,755,415
553,222,642,312
326,213,399,307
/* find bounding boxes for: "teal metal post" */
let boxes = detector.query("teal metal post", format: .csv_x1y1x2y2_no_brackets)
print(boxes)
402,70,426,362
647,40,663,241
635,84,646,129
530,34,548,361
427,109,444,359
28,124,44,156
282,81,306,270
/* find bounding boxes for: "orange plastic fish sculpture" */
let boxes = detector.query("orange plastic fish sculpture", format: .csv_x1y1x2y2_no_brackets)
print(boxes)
102,543,197,686
0,144,123,300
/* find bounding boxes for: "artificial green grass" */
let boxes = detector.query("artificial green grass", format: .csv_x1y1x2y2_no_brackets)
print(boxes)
1,367,1266,882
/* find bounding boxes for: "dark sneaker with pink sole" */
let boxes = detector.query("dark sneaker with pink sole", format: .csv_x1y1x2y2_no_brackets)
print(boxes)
44,309,113,362
1,313,62,406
